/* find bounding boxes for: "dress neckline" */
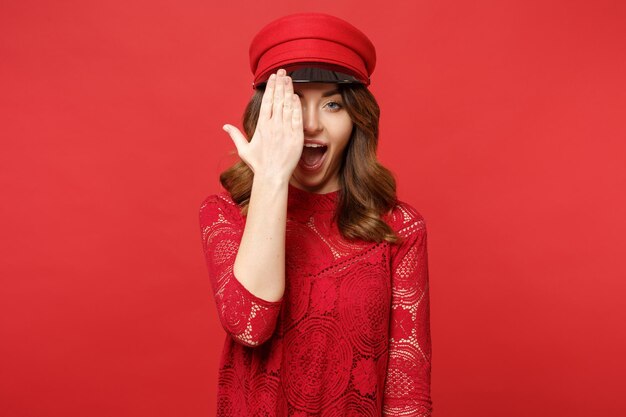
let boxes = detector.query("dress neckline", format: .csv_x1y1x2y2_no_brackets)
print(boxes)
287,182,340,212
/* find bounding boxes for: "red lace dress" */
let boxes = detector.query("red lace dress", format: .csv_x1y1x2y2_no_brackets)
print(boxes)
199,183,433,416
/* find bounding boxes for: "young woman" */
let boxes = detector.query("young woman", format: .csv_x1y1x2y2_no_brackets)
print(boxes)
199,12,433,417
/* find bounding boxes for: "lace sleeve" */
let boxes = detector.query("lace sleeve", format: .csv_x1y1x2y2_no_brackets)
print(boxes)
199,194,283,347
383,205,433,416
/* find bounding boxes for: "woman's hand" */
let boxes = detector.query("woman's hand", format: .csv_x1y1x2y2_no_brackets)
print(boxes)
223,68,304,182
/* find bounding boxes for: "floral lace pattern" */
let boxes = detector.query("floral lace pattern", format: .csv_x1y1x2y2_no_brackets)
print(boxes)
199,184,432,416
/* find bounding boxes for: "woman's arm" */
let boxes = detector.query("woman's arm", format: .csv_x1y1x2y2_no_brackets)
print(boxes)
233,175,288,302
383,204,433,416
222,69,303,304
199,194,283,347
200,69,302,347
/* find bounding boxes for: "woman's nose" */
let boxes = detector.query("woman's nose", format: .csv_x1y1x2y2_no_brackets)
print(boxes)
302,107,322,133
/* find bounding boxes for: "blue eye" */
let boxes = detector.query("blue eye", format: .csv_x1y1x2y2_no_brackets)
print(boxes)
326,101,343,111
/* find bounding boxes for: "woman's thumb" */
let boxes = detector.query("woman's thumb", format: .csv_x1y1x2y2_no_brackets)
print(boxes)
222,124,248,153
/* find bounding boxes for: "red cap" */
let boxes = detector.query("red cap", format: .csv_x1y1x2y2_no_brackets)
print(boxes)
249,12,376,89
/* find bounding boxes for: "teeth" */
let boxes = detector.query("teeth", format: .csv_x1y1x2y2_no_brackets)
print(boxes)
303,144,326,148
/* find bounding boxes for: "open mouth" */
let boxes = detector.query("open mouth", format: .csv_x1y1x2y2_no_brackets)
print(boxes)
299,144,328,171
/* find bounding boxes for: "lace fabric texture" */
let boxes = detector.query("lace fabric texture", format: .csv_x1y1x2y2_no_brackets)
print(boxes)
199,184,432,416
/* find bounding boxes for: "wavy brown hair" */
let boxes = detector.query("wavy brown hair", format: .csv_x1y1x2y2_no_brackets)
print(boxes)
219,82,401,244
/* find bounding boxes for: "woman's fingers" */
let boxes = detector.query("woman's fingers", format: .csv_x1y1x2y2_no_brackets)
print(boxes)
291,94,302,133
258,73,276,122
272,70,285,125
282,75,293,130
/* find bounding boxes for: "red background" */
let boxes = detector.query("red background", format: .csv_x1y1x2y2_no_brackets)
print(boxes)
1,1,625,416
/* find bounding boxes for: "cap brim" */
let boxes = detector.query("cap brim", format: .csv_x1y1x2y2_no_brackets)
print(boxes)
254,63,364,89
